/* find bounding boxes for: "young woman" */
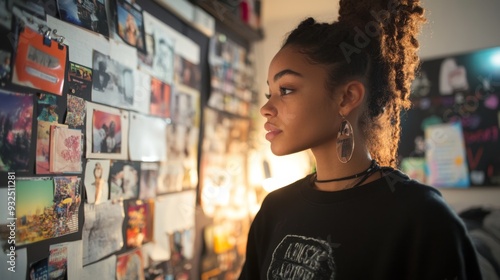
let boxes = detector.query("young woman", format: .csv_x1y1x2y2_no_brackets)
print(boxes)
239,0,482,279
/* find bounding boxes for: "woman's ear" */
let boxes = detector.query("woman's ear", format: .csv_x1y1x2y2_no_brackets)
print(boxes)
338,81,366,116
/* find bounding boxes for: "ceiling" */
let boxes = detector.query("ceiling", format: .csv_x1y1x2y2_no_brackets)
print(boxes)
261,0,340,23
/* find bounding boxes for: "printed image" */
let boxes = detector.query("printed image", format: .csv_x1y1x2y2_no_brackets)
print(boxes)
150,77,171,118
67,62,93,98
84,159,110,204
92,50,135,109
36,93,59,123
16,178,54,246
0,90,34,172
116,248,144,280
35,121,68,174
126,199,153,248
170,86,199,127
86,101,129,160
65,95,86,128
0,50,11,82
174,55,201,90
48,243,68,280
152,33,174,84
53,176,81,236
139,162,159,199
82,201,124,265
116,0,145,52
49,127,83,173
29,257,49,280
109,160,140,201
92,109,122,154
57,0,109,37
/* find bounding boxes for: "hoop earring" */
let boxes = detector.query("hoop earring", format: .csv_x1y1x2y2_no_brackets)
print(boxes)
336,114,354,163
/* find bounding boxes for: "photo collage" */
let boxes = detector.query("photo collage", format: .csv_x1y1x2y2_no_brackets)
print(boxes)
0,1,205,279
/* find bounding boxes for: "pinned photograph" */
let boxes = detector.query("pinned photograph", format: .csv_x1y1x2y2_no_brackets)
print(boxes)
129,112,167,162
65,95,86,128
150,77,171,119
56,0,109,37
116,248,145,280
84,159,110,204
0,90,34,172
49,126,83,173
53,176,82,237
16,177,54,246
152,33,174,84
36,93,59,123
109,160,140,201
139,162,159,199
174,55,201,91
67,62,93,99
35,121,68,174
115,0,145,52
86,101,129,160
126,199,154,248
92,50,135,109
82,201,124,265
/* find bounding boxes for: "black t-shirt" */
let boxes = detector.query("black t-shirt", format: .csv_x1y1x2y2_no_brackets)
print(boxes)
239,168,482,280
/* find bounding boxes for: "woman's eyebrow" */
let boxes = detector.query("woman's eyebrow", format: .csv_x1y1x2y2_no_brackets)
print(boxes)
267,69,303,85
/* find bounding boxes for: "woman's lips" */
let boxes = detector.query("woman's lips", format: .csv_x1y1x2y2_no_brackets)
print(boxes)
264,122,282,141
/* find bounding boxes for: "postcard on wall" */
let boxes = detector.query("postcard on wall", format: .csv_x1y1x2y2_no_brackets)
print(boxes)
48,243,68,280
129,112,167,162
36,93,59,123
116,248,145,280
82,201,124,265
65,94,87,128
82,255,116,279
84,159,111,204
174,55,201,91
12,27,67,96
141,11,177,84
56,0,109,37
16,177,54,246
126,199,154,248
49,126,83,173
425,122,470,188
109,160,140,201
67,62,93,99
0,90,34,172
36,122,67,174
114,0,146,53
85,101,129,160
28,257,49,280
131,69,151,114
139,162,159,199
46,15,109,68
150,77,171,119
53,176,82,236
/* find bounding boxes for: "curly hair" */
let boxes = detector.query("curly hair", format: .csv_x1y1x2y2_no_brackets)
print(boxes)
282,0,425,167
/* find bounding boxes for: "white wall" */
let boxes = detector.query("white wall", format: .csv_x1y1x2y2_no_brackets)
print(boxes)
254,0,500,211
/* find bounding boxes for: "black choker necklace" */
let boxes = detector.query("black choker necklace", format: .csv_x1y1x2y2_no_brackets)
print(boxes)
314,160,379,183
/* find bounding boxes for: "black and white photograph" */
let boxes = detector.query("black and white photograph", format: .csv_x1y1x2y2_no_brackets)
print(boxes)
92,50,135,109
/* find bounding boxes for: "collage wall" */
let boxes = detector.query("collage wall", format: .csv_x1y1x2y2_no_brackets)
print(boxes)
0,0,259,279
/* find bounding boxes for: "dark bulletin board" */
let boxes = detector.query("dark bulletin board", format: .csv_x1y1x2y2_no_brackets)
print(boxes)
399,46,500,186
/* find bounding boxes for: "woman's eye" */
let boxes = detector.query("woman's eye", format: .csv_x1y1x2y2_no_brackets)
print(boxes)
264,93,271,100
280,87,293,96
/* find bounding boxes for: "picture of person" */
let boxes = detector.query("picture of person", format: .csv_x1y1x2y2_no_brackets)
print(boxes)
116,0,145,51
153,35,174,84
93,162,108,203
92,110,122,154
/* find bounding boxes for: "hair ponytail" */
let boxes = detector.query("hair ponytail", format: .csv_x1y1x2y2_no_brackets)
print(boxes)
283,0,425,167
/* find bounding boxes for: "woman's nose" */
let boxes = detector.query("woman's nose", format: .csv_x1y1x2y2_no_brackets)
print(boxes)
260,98,277,118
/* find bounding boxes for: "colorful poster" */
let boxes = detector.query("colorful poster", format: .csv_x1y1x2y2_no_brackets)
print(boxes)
425,122,470,188
0,91,34,172
126,199,154,248
16,177,54,246
48,243,68,280
53,176,82,236
116,248,144,280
